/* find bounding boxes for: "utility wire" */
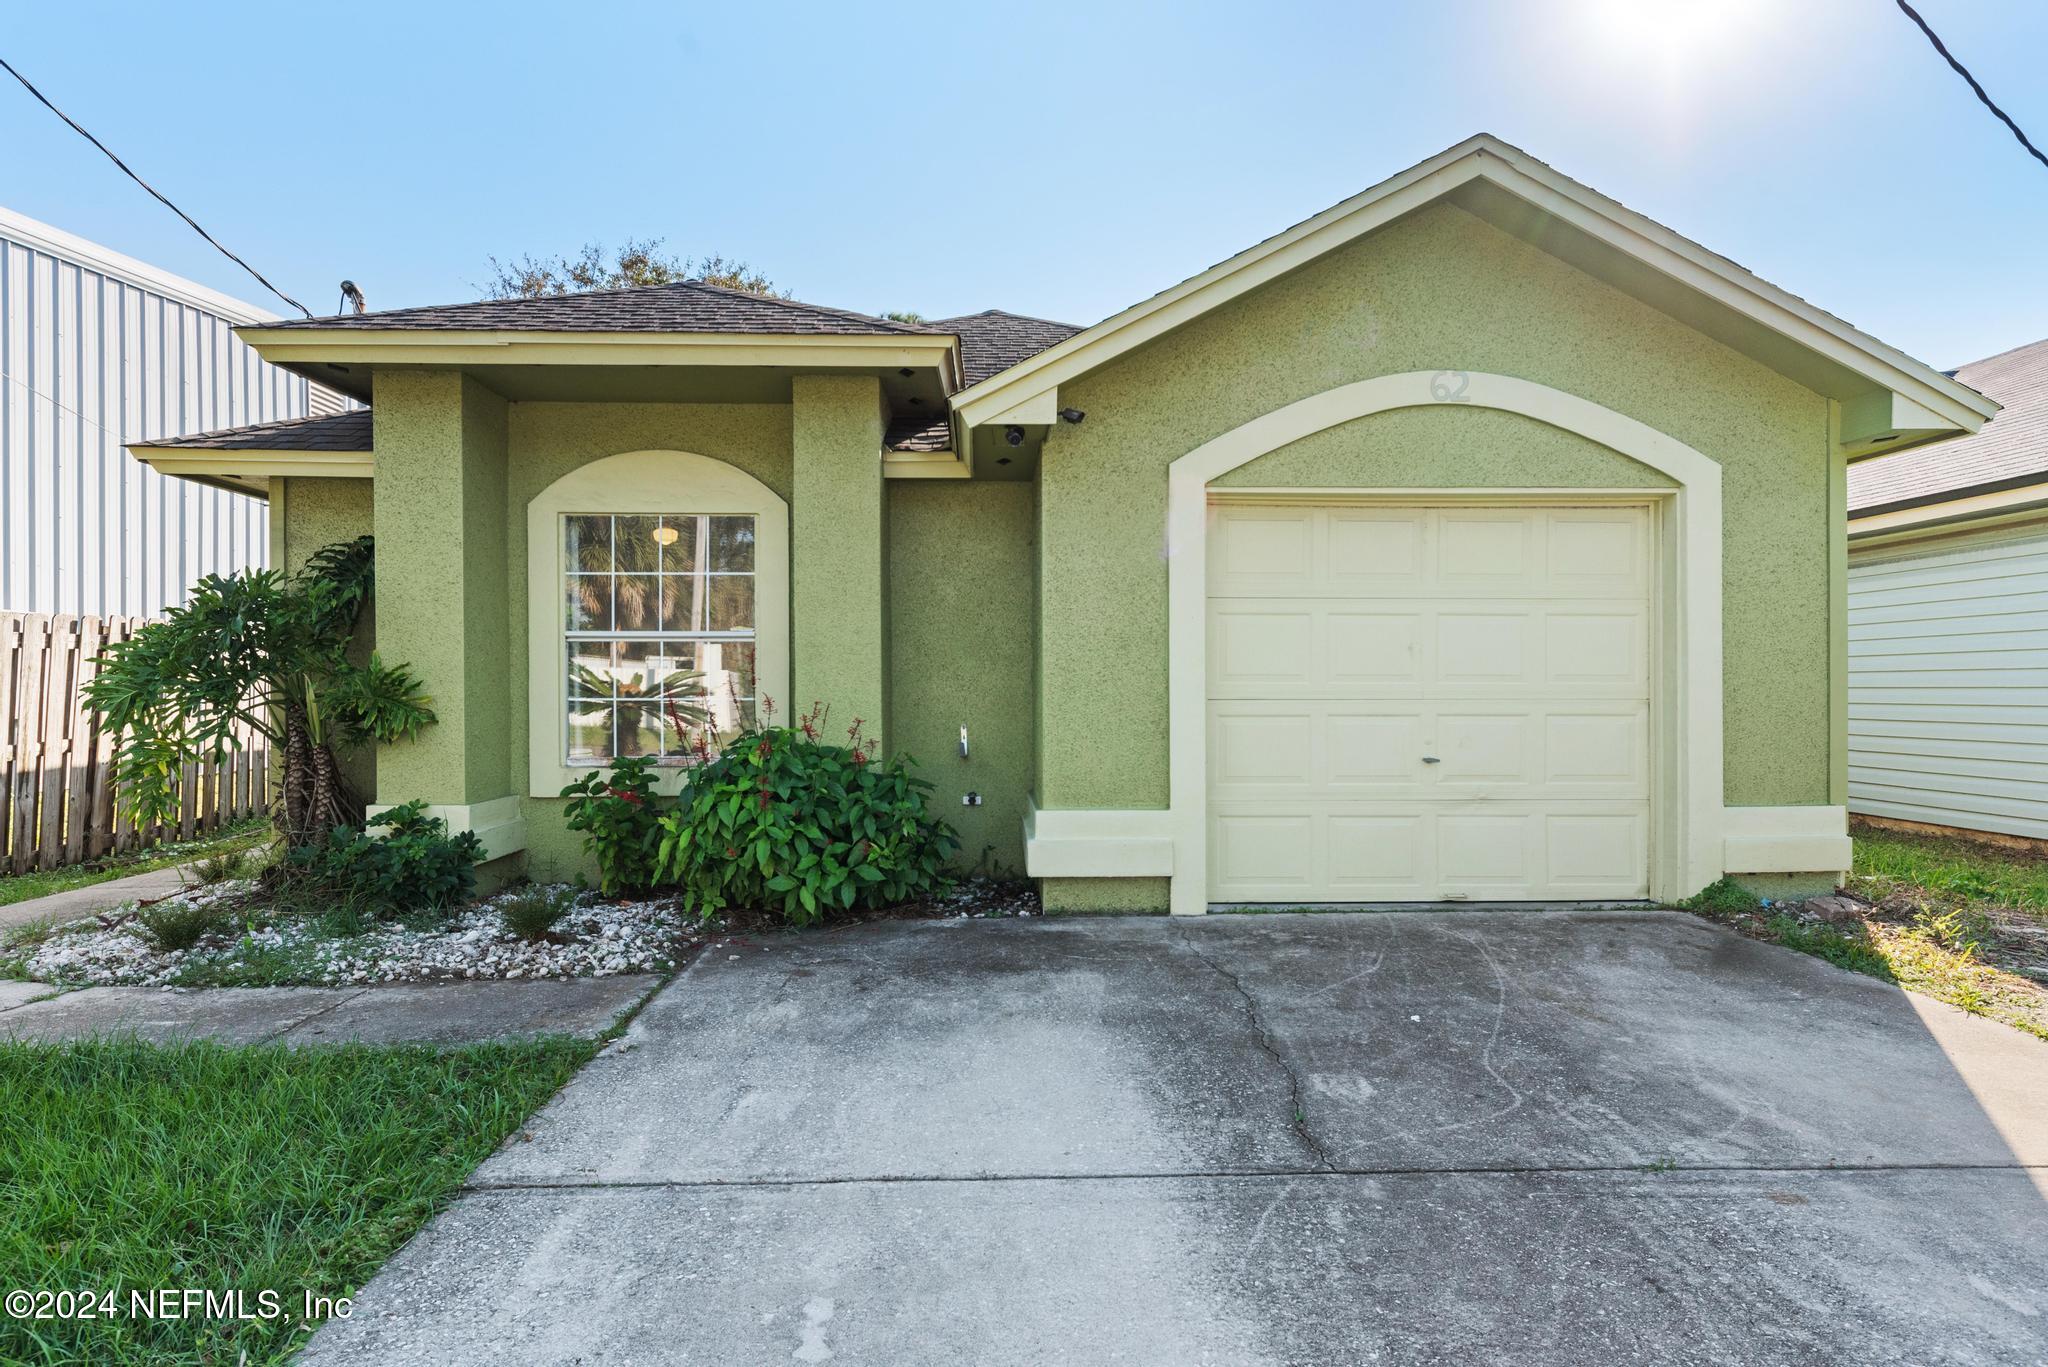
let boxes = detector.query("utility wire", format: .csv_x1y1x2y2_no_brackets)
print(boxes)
0,54,313,316
1893,0,2048,172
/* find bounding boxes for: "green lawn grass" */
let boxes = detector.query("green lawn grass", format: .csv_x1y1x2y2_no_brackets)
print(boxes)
0,1037,593,1365
0,821,272,909
1679,825,2048,1042
1853,825,2048,915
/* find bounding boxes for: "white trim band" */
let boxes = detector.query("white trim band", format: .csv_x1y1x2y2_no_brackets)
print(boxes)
1723,805,1852,875
367,795,527,861
1023,800,1174,878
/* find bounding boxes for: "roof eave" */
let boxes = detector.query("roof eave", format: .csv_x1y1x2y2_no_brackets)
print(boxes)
241,326,959,372
1849,477,2048,545
126,442,374,494
239,327,962,403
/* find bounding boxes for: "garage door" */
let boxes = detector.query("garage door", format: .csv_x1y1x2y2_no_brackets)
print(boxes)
1206,503,1652,902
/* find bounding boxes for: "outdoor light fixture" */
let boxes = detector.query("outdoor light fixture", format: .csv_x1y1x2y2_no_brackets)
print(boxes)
1004,425,1025,447
652,524,680,547
1058,408,1085,424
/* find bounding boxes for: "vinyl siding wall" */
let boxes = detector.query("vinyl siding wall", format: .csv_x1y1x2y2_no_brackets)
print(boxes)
0,210,340,617
1848,521,2048,839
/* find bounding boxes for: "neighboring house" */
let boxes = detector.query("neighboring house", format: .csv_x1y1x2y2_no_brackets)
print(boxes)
0,206,347,618
1847,337,2047,844
128,135,1994,910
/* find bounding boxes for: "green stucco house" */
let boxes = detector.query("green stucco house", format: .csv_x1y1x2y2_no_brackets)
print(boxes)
131,136,1995,913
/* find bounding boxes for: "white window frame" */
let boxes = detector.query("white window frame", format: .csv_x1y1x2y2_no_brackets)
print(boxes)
527,449,789,798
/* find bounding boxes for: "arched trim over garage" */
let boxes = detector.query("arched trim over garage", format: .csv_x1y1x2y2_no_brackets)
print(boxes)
1160,371,1724,914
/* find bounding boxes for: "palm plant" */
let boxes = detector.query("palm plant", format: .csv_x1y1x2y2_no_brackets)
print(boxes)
84,537,436,846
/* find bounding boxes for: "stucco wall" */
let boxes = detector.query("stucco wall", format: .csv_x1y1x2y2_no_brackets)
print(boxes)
277,476,373,574
887,480,1037,875
274,475,377,801
504,402,794,878
371,372,513,809
792,376,887,748
1037,200,1833,845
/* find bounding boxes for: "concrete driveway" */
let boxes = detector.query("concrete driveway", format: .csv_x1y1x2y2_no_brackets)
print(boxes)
303,910,2048,1365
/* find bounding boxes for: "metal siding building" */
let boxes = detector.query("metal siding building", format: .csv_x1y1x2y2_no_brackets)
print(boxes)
0,206,339,617
1848,524,2048,840
1848,337,2048,843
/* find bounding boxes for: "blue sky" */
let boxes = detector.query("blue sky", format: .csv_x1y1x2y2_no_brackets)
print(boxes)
5,0,2045,368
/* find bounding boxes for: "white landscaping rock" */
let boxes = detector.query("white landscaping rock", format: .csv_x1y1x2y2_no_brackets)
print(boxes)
7,884,703,988
3,877,1042,989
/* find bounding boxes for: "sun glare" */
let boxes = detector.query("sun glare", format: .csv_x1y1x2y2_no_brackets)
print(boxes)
1577,0,1775,75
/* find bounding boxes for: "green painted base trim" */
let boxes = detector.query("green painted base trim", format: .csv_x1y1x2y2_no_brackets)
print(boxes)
474,852,527,896
1040,876,1171,915
1730,872,1842,901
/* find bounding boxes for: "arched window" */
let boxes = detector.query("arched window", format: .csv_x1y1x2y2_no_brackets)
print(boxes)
527,450,789,796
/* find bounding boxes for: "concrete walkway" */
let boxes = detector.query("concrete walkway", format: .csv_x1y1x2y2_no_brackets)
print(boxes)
0,974,658,1046
0,864,197,932
302,910,2048,1366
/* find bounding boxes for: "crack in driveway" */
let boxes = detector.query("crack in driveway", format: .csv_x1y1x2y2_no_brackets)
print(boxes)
1178,926,1336,1172
461,1158,2048,1195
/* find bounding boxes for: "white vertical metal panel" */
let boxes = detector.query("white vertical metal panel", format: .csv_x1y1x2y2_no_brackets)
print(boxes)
1848,523,2048,840
0,207,350,617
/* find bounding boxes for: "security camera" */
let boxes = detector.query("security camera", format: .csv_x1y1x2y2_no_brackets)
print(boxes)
1004,425,1026,447
1058,408,1085,424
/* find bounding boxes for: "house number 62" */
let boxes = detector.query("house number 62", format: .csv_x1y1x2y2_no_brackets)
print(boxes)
1430,370,1471,402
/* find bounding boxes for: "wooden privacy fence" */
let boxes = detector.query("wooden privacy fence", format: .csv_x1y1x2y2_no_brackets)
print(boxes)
0,612,270,873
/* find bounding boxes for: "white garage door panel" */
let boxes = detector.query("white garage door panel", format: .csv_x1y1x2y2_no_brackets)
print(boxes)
1208,503,1652,902
1207,701,1648,800
1207,803,1649,901
1209,603,1649,697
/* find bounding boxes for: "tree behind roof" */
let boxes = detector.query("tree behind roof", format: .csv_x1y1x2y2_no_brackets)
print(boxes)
480,239,785,299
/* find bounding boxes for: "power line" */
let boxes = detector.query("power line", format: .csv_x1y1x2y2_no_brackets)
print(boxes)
1893,0,2048,172
0,54,313,317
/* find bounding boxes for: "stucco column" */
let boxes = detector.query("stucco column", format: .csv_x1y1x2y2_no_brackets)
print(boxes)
790,374,886,750
370,370,517,852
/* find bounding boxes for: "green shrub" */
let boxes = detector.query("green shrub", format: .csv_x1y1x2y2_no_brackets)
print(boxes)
500,885,578,941
188,848,252,885
1677,877,1761,918
137,899,228,952
313,889,381,938
653,712,957,925
559,755,666,895
284,801,484,918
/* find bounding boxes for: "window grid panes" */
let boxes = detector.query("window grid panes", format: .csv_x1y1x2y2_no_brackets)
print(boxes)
565,514,757,765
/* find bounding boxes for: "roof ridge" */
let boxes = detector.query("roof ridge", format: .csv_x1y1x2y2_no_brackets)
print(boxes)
1956,335,2048,374
261,276,941,335
932,308,1082,330
680,278,942,333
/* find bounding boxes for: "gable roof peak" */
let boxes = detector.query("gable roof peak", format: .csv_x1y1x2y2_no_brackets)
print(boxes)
948,133,1995,445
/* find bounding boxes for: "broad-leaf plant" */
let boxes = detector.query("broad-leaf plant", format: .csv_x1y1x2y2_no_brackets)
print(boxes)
85,537,436,846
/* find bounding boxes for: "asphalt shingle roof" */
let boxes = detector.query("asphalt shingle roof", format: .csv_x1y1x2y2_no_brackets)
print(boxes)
150,303,1081,457
885,413,951,453
1849,338,2048,514
932,309,1083,387
250,279,941,336
137,409,372,452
